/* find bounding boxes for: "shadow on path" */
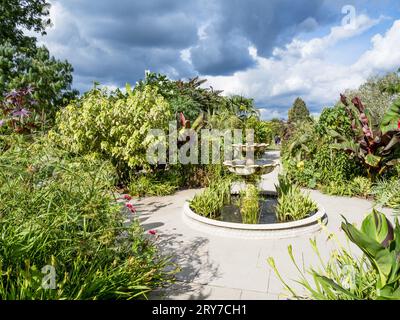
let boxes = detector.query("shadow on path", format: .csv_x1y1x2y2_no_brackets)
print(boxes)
152,232,220,299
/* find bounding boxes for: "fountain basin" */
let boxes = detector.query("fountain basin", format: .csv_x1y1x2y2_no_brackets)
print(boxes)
183,192,327,239
232,143,269,153
223,159,278,175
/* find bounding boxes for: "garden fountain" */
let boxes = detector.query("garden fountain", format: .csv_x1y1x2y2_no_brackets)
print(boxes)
183,142,327,239
223,142,277,177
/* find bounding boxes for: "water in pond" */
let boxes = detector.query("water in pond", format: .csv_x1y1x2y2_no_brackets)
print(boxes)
219,195,279,224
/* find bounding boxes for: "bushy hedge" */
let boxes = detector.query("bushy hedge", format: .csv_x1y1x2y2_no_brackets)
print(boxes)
50,85,171,180
282,105,365,191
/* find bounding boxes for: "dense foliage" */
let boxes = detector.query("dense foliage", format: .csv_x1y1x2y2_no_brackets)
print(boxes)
275,175,317,222
0,136,174,299
282,107,364,190
0,1,76,120
331,95,400,180
269,210,400,300
282,79,400,196
50,85,171,181
0,43,76,117
288,97,311,124
0,0,51,48
50,72,273,190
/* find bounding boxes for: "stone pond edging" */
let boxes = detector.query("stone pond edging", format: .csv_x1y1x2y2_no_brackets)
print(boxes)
182,199,328,240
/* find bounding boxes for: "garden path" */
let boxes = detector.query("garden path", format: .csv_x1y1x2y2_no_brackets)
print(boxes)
133,151,394,300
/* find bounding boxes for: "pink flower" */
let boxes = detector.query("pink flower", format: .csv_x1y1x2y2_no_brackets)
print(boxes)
13,108,30,117
148,230,157,235
125,203,136,213
398,119,400,130
123,194,132,201
118,194,132,201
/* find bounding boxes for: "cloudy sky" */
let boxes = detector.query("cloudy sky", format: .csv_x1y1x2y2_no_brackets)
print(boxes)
37,0,400,119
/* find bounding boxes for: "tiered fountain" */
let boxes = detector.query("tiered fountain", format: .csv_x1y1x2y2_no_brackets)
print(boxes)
183,142,327,239
223,143,276,176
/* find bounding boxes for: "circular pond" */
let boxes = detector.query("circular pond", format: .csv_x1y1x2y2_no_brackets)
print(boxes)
183,191,327,239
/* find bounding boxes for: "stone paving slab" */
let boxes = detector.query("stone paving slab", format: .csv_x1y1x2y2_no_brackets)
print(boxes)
151,282,280,300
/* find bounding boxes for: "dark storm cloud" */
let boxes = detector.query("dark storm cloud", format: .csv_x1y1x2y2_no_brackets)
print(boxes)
47,0,340,89
70,44,193,86
189,0,338,75
59,0,201,48
190,28,255,76
46,0,203,88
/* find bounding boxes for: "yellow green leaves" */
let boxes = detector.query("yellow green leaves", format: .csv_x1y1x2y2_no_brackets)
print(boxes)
275,174,318,222
240,184,260,224
50,85,171,174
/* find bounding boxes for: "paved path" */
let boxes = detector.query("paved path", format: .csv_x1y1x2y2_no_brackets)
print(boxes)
135,151,394,300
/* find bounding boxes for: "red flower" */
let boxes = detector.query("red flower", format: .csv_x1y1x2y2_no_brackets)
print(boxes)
126,203,136,213
148,229,157,235
398,119,400,130
123,194,132,201
118,194,132,201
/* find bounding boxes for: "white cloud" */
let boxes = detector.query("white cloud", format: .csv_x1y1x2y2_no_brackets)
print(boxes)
272,14,383,59
353,20,400,74
259,108,286,120
206,16,400,119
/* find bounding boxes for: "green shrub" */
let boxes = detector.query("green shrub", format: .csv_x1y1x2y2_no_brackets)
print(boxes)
319,181,355,197
268,239,378,300
282,113,364,190
350,176,372,198
189,179,231,219
240,185,260,224
0,137,175,299
275,175,318,222
315,104,353,138
320,177,372,198
314,142,363,185
182,163,230,188
269,210,400,300
372,178,400,208
50,85,171,180
245,116,273,144
129,176,178,197
128,169,184,197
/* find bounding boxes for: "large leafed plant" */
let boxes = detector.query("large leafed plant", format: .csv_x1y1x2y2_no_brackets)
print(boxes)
331,94,400,179
269,210,400,300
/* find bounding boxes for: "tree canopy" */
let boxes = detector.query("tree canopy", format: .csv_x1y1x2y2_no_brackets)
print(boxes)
288,97,310,123
0,0,76,117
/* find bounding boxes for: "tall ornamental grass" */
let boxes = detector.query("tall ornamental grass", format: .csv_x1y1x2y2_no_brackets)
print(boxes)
0,136,175,299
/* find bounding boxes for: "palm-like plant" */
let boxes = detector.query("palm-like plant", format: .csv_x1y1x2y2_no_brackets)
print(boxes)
223,95,260,120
